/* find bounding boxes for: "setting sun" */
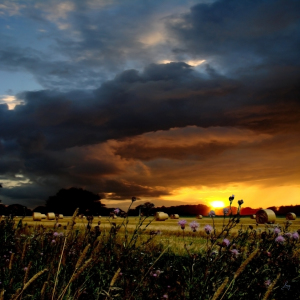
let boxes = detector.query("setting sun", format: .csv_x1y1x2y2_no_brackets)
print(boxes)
210,201,225,208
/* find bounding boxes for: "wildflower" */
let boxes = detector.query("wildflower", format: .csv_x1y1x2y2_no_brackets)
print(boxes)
178,219,187,229
51,240,56,244
292,232,299,240
274,227,281,234
223,208,229,215
40,252,43,256
163,295,168,299
132,196,137,202
275,235,285,244
204,224,213,234
189,221,200,232
222,239,230,247
230,249,240,257
238,199,244,205
264,279,271,287
53,232,59,237
284,232,292,239
114,208,120,215
208,210,215,217
23,267,28,271
59,232,64,237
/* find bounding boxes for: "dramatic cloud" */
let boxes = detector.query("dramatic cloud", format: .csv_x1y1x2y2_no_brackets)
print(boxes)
0,0,299,209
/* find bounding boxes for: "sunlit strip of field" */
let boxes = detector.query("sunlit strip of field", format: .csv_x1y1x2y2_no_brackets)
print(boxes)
11,216,300,254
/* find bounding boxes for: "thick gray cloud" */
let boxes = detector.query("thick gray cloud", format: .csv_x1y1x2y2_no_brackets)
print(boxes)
0,0,299,207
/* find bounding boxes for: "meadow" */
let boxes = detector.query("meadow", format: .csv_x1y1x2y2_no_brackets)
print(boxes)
1,202,300,300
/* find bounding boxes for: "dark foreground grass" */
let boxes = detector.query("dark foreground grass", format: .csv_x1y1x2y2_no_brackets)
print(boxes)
1,201,300,299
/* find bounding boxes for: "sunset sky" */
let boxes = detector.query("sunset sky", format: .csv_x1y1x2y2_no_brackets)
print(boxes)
0,0,299,210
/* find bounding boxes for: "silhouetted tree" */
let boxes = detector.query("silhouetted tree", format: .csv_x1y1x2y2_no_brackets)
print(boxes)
46,187,107,216
6,204,31,216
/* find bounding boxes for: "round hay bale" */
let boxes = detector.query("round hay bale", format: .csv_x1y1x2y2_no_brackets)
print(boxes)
286,212,296,220
250,214,256,219
58,214,64,219
33,212,42,221
155,212,169,221
196,215,203,219
256,209,276,224
47,212,55,220
41,214,46,219
170,214,179,219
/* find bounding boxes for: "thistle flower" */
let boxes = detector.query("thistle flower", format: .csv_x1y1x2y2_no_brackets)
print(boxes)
208,210,215,217
229,194,235,202
114,208,120,215
223,208,229,215
53,232,59,237
284,232,292,239
132,196,137,202
222,238,230,247
204,224,213,234
178,219,187,229
274,227,281,234
230,249,240,257
275,235,285,243
292,232,299,240
264,279,271,287
189,221,200,232
238,199,244,205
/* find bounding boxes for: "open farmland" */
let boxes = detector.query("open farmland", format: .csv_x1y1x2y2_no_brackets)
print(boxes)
13,215,300,254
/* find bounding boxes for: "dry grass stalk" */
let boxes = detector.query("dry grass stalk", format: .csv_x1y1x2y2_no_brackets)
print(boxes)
220,248,260,300
58,258,93,300
52,208,79,300
71,258,93,282
110,268,121,287
40,281,48,300
211,277,229,300
262,273,281,300
21,241,27,261
75,244,90,270
9,288,21,300
22,269,48,292
9,253,14,270
12,270,48,300
8,278,14,289
234,248,259,280
0,289,5,300
23,261,32,285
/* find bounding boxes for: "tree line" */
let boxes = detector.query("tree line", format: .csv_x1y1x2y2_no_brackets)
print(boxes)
0,187,298,217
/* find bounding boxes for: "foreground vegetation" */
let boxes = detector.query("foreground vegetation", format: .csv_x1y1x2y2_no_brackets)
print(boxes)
1,198,300,299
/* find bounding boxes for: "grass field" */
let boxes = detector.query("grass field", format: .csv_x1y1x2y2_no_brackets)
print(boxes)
14,215,300,255
1,211,300,299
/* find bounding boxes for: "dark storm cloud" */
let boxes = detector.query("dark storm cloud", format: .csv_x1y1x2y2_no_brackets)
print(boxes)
0,0,299,205
166,0,300,71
